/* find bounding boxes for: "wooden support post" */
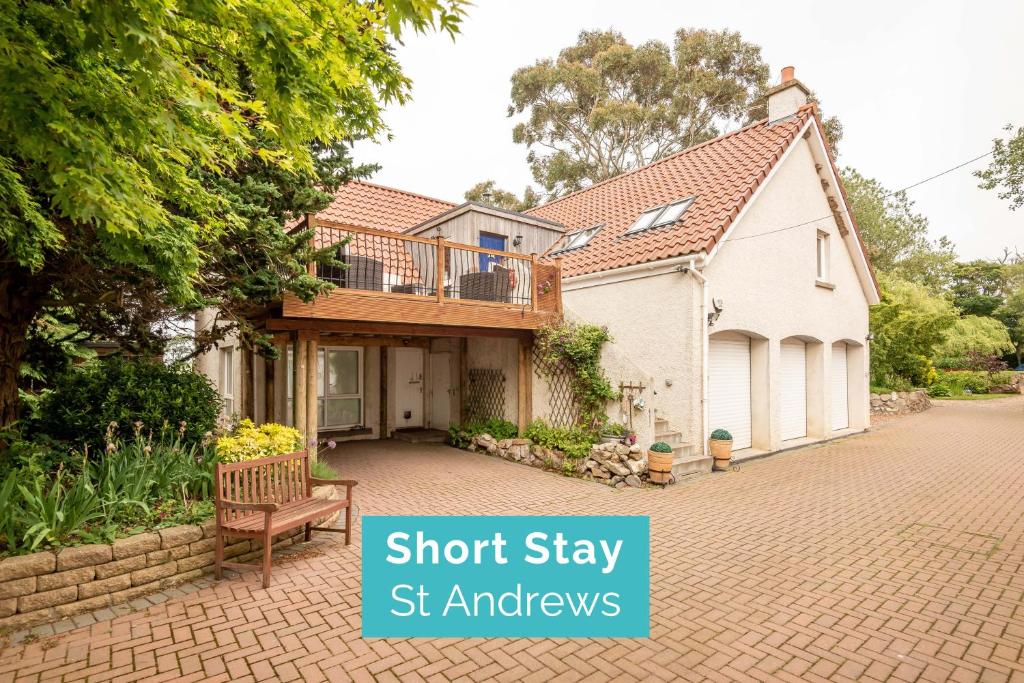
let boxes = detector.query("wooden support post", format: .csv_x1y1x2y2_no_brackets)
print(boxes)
530,253,539,312
240,347,254,420
379,346,388,438
436,236,446,304
554,257,564,317
518,337,532,434
459,337,469,424
264,355,275,426
293,335,307,445
306,333,319,460
272,335,288,424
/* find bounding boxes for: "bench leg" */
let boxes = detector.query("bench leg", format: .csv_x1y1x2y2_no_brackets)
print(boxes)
344,505,352,545
304,522,312,542
214,525,224,580
261,527,273,589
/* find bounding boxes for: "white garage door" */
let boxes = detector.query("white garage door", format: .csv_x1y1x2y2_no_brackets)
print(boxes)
780,340,807,441
831,343,849,430
709,337,752,450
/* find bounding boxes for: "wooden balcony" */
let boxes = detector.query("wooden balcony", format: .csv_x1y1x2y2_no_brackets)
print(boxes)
276,219,562,333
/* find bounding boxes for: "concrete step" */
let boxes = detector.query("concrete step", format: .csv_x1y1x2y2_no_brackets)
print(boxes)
671,443,695,458
392,428,448,444
656,430,685,446
672,452,712,478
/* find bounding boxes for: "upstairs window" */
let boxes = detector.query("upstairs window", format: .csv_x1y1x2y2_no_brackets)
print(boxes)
553,224,603,254
625,197,696,235
816,231,830,282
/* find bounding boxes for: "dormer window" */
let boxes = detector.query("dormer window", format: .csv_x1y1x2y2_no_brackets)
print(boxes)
625,197,696,235
553,224,603,254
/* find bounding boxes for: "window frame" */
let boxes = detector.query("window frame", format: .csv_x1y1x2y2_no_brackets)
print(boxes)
317,346,364,430
625,196,696,235
219,347,234,417
816,230,831,282
552,224,604,254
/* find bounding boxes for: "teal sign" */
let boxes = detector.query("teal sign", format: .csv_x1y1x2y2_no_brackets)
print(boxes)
362,515,649,637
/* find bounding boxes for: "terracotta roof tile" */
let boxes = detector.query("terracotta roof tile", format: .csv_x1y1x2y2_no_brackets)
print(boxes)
315,180,455,232
528,107,816,278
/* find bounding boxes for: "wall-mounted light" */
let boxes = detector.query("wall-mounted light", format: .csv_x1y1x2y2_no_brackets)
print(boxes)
866,332,875,342
512,234,523,248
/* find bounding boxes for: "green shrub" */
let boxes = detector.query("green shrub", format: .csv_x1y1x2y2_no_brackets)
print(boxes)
310,460,340,480
600,421,628,437
522,419,596,460
31,359,220,449
447,418,518,448
215,420,304,463
710,428,732,441
649,441,673,454
1,434,218,556
927,383,951,397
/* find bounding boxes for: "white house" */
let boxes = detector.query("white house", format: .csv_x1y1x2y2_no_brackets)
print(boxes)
197,67,879,476
527,67,880,471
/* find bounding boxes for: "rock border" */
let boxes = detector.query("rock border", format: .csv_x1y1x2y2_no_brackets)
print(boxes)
0,485,341,633
870,390,931,415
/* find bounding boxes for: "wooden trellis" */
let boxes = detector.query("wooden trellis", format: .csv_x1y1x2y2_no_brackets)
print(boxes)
465,368,506,422
532,347,581,428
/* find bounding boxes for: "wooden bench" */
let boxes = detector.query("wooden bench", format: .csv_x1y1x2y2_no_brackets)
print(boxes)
214,450,356,588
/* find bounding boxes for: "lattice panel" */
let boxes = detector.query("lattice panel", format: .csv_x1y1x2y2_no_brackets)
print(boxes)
465,368,506,422
532,347,580,428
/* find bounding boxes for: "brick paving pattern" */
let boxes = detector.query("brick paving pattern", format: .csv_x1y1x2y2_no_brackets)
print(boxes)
2,397,1024,682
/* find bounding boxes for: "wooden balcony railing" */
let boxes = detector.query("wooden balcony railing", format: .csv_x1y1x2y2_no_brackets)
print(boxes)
279,218,562,331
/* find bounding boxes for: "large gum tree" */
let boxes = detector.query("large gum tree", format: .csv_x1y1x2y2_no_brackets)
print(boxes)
0,0,465,426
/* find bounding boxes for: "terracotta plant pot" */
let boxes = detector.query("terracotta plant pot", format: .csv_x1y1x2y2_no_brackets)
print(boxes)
647,449,674,484
709,438,732,471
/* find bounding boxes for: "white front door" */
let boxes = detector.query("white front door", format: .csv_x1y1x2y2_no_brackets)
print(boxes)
708,336,752,450
831,343,849,430
429,352,452,429
394,347,424,428
780,340,807,441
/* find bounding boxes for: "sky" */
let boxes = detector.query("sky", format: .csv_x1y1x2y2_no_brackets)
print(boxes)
353,0,1023,261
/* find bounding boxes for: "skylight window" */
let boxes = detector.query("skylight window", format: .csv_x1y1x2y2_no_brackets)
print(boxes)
553,224,603,253
626,197,696,234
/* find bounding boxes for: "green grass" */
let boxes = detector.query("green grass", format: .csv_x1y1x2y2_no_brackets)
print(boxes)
933,393,1015,401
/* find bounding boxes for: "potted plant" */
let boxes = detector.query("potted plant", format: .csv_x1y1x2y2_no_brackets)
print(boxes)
599,421,628,444
709,428,733,471
647,441,674,484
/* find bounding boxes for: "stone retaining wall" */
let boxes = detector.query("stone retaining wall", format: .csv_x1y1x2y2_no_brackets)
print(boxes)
870,390,931,415
466,434,648,488
0,486,340,633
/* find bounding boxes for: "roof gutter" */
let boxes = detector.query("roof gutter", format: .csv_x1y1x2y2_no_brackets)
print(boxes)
561,254,706,292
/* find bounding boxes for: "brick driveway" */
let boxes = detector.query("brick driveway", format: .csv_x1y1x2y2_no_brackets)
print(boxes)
3,397,1024,682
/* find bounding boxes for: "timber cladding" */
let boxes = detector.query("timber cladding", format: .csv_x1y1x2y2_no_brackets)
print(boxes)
281,289,558,330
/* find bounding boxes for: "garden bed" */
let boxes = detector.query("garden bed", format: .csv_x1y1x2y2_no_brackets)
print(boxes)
0,486,341,633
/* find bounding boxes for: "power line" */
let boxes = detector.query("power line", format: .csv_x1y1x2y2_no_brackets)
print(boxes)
725,150,994,243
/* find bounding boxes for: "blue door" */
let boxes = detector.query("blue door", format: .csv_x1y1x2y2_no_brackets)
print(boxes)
478,233,506,271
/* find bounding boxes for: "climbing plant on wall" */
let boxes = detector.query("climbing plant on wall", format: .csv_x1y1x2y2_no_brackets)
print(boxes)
534,321,619,430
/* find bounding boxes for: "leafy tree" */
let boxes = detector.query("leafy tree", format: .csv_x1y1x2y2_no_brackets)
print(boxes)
869,275,957,387
977,124,1024,209
934,315,1014,366
0,0,466,426
841,168,957,290
464,180,541,212
508,28,770,196
949,260,1008,317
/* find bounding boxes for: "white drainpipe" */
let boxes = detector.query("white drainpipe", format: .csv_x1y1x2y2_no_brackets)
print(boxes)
678,256,709,457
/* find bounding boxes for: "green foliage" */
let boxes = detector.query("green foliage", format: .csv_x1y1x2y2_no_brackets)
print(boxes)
601,422,628,437
842,168,957,290
977,124,1024,210
535,321,618,429
508,28,770,196
950,260,1009,317
869,275,957,388
934,316,1014,366
522,420,596,461
0,0,467,425
31,359,220,449
709,429,733,441
1,434,218,555
648,441,673,454
447,418,519,448
927,369,1015,398
464,180,540,212
215,420,303,463
310,460,339,480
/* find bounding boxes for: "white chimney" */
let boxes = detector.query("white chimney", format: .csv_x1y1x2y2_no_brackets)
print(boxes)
767,65,809,122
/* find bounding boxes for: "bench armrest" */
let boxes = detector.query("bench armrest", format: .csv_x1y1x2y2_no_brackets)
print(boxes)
310,478,358,488
217,499,279,513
